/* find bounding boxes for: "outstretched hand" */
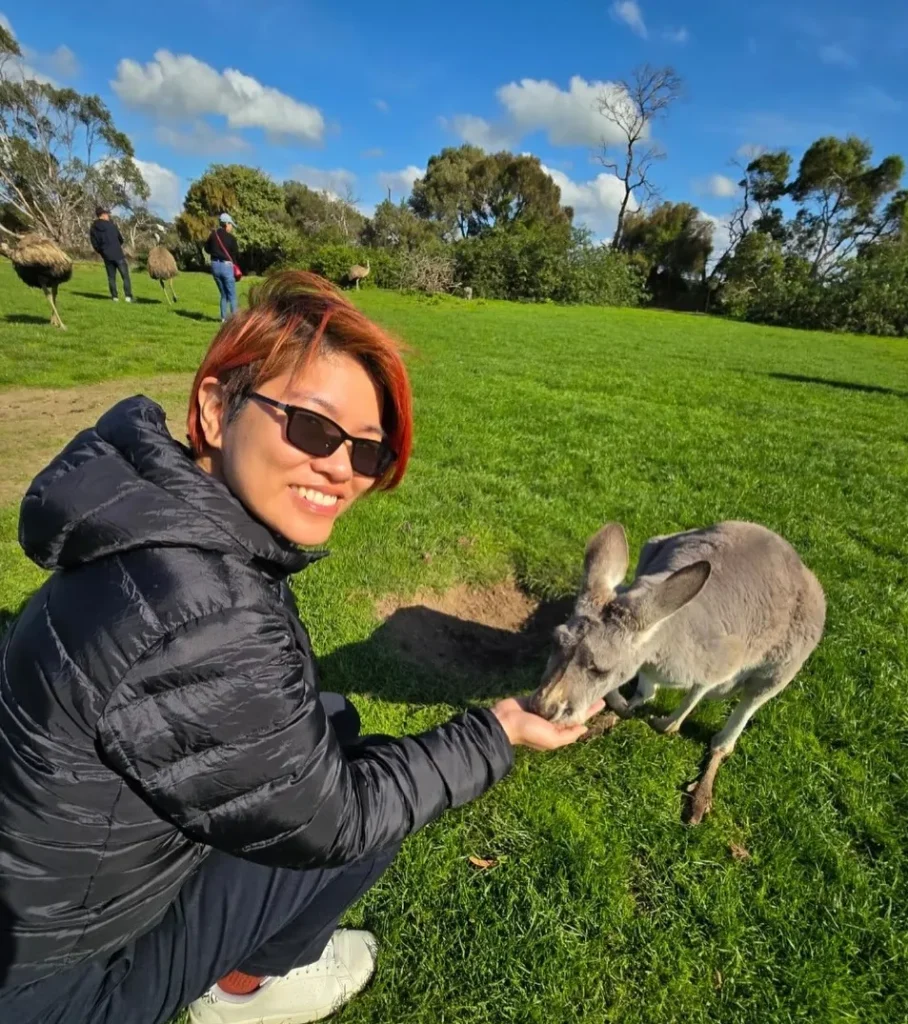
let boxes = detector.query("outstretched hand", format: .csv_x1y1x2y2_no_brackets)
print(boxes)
491,696,606,751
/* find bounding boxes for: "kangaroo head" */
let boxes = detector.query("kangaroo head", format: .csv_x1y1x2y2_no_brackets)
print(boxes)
530,523,711,725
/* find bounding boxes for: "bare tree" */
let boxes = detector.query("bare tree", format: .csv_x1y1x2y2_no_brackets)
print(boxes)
596,64,682,247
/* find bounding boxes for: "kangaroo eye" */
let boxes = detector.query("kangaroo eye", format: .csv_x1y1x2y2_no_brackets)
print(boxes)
554,625,574,649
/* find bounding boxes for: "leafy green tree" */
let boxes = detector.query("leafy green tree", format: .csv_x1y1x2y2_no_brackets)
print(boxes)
283,181,365,244
409,145,484,239
361,198,440,250
0,29,148,249
788,136,905,277
176,164,299,274
619,201,713,304
410,146,571,239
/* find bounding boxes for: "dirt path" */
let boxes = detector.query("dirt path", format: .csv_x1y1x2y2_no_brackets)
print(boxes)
0,375,191,506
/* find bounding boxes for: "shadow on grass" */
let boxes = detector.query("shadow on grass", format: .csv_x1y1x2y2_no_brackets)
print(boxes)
767,372,908,398
319,597,576,707
173,310,221,324
3,314,51,326
70,291,159,306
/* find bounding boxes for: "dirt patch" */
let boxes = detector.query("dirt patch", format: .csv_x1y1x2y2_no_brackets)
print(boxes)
0,374,190,505
376,581,573,678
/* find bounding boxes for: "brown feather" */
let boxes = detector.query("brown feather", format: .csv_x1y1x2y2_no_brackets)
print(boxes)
146,245,179,281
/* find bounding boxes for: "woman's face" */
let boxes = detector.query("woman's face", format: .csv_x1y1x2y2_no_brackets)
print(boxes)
197,351,384,546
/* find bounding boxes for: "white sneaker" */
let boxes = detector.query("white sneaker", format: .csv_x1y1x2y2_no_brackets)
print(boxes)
188,930,378,1024
112,297,119,302
125,297,132,303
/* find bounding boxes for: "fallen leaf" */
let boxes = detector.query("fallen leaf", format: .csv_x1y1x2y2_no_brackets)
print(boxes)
468,855,497,870
714,969,723,990
421,552,433,564
729,842,751,860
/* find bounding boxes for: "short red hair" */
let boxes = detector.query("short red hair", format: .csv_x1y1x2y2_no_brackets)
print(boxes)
187,271,413,489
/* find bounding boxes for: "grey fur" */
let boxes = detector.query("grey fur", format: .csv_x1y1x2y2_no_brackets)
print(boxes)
531,521,826,822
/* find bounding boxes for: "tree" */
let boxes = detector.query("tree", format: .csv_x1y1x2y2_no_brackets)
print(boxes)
361,198,439,250
177,164,298,274
618,201,713,304
595,64,683,247
788,136,904,278
0,30,148,248
466,152,572,236
410,145,571,239
283,181,366,244
410,145,484,239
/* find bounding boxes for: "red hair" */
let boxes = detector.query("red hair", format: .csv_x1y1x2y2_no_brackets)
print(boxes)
187,271,413,489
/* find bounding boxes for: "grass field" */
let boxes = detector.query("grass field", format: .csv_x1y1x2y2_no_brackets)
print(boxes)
1,262,907,1023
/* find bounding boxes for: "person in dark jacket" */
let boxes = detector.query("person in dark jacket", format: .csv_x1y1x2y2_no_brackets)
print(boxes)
0,270,602,1024
205,212,241,321
90,206,133,302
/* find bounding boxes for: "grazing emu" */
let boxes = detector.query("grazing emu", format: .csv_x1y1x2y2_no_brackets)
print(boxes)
347,259,371,290
1,233,73,329
147,245,179,304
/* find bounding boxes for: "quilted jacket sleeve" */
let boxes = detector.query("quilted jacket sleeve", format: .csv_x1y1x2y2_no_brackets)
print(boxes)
96,606,514,867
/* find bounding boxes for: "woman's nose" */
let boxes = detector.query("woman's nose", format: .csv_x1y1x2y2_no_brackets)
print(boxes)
311,441,354,481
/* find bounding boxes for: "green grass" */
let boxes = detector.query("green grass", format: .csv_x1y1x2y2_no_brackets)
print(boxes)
2,263,907,1023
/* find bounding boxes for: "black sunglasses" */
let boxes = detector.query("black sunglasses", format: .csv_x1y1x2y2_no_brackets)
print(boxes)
249,392,396,478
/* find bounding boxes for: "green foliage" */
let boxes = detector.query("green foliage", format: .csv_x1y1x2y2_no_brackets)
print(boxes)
282,180,366,245
361,199,440,251
454,224,643,306
410,145,572,240
788,136,905,276
176,164,298,275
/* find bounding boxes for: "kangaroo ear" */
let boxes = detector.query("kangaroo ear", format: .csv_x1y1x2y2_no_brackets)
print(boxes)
576,523,629,615
636,561,711,630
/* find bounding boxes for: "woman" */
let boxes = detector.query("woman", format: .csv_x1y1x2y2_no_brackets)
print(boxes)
204,212,241,321
0,272,602,1024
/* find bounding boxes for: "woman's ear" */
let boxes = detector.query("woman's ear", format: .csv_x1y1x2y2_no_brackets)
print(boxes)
197,377,226,452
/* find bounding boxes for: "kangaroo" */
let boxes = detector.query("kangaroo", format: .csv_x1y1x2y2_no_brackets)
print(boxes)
530,521,826,824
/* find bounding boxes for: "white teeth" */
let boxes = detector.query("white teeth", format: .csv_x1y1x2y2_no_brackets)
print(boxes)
293,486,338,508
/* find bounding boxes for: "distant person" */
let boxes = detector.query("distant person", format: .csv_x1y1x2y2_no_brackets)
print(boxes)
89,206,133,303
205,212,241,321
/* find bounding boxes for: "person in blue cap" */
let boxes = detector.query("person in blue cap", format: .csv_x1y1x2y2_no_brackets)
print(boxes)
205,213,242,320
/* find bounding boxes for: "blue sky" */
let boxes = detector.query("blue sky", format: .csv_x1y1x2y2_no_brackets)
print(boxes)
2,0,906,240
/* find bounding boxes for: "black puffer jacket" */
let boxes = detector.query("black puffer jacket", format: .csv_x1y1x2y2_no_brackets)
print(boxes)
0,397,513,988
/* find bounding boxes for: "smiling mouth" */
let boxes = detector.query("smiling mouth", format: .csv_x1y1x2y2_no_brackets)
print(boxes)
290,485,340,511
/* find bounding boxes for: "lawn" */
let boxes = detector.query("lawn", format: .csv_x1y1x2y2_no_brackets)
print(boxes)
1,261,907,1023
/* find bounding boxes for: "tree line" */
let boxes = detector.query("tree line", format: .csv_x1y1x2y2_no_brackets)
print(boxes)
2,25,906,337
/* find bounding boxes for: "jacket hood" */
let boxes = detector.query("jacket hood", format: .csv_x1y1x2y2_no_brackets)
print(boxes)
19,396,319,576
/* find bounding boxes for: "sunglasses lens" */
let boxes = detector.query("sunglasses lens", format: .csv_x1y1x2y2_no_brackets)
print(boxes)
286,406,395,478
287,410,342,457
351,442,392,478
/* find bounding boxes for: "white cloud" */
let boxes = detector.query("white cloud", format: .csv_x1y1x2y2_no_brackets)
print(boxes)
818,43,856,68
445,113,517,151
664,27,689,44
694,173,739,198
0,14,79,85
373,98,389,113
542,163,635,239
112,50,324,144
134,159,183,219
448,76,638,151
377,165,423,198
361,147,385,158
288,165,357,199
155,120,249,155
610,1,648,38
